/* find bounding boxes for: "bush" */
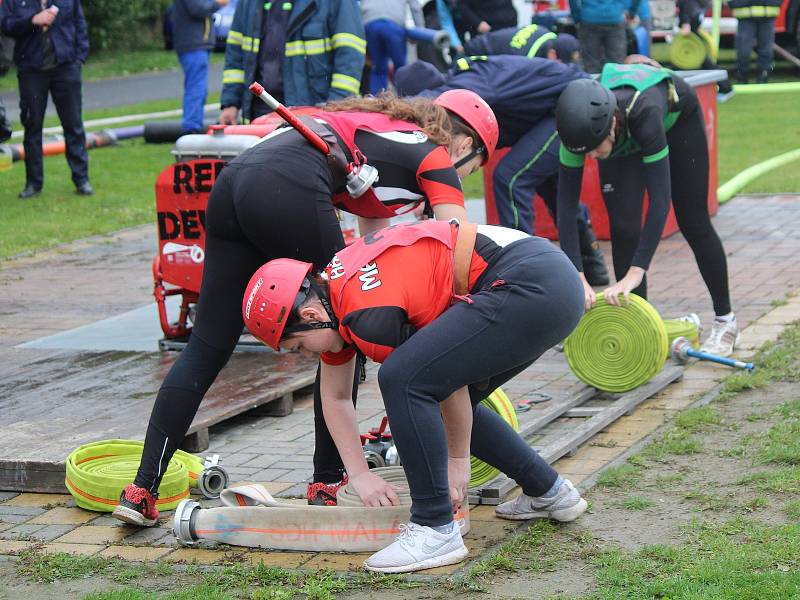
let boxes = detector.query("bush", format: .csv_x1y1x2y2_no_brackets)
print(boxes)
83,0,171,51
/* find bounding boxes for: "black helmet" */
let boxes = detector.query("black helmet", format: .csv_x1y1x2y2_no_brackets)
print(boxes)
556,78,617,154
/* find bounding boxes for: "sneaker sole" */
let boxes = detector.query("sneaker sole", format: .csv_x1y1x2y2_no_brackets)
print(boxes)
363,544,469,574
112,505,157,527
496,498,588,523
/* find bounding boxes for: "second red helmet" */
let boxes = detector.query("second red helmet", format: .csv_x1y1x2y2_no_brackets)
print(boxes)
434,89,499,164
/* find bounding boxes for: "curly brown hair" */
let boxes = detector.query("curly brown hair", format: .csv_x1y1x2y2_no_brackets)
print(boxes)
323,91,480,152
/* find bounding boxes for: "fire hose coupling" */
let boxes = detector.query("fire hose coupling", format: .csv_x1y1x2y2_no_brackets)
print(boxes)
361,416,402,469
197,454,229,499
670,336,755,371
345,163,379,198
173,498,202,547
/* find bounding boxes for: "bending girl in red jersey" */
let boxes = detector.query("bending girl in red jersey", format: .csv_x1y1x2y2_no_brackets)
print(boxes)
243,220,588,574
113,91,499,527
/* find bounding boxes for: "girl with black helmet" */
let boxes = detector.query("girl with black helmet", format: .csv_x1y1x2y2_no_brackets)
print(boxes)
113,91,500,527
555,63,739,357
242,219,588,573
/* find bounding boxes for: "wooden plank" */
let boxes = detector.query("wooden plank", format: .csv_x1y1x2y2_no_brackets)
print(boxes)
563,407,606,417
470,366,684,504
0,348,318,493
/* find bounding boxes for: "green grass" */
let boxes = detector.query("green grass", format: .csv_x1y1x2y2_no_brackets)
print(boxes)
673,406,722,431
596,463,643,489
585,518,800,599
0,49,225,93
641,428,703,461
17,551,119,583
622,496,654,511
738,467,800,493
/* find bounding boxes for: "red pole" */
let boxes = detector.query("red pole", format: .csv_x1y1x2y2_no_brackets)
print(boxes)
249,82,330,155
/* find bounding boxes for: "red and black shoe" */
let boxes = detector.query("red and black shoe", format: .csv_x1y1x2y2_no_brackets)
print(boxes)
112,484,159,527
307,475,348,506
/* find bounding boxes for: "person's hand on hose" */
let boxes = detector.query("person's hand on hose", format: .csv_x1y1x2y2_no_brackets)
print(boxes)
350,470,401,507
219,106,239,125
680,23,691,36
580,272,597,311
447,455,471,513
603,267,645,307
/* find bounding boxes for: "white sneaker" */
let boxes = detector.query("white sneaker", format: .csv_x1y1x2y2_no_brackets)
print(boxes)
363,522,468,574
700,316,740,358
495,478,588,522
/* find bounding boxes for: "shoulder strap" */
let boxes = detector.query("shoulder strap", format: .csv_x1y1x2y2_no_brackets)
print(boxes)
453,222,478,296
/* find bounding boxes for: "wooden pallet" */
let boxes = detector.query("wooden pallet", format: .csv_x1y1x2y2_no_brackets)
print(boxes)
469,365,684,505
0,349,317,493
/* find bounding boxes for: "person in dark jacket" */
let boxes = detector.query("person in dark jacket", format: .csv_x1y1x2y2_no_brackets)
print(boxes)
464,23,581,64
395,57,610,286
728,0,782,83
1,0,91,199
174,0,229,134
455,0,517,39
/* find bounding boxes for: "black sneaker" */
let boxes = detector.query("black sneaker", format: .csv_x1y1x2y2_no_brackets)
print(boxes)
756,70,769,84
579,225,610,286
112,484,159,527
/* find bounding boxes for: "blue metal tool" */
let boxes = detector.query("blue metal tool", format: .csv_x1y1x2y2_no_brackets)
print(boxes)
670,336,755,371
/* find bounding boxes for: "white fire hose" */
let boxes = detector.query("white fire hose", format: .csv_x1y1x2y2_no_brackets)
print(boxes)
173,466,470,552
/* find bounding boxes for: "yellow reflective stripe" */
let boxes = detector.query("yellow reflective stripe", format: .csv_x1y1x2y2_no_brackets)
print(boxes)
227,30,243,46
527,31,556,58
285,38,333,56
456,57,470,70
222,69,245,84
732,5,780,17
331,73,361,94
332,32,366,53
241,35,260,53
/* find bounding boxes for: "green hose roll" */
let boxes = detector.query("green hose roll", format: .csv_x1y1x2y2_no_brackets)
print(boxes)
663,318,700,359
564,294,668,393
669,32,709,70
469,388,518,487
66,439,204,512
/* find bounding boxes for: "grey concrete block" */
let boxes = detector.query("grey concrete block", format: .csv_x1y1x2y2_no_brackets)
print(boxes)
0,506,46,517
0,523,46,540
0,514,36,524
250,468,291,482
123,527,173,546
0,492,20,502
30,524,77,542
89,515,130,527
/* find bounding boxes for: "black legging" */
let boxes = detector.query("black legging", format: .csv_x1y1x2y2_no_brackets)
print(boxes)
135,130,355,493
377,238,585,526
597,97,732,316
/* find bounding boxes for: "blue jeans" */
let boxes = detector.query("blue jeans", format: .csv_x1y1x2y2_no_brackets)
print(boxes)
492,117,590,235
178,49,209,133
736,17,775,78
365,19,408,95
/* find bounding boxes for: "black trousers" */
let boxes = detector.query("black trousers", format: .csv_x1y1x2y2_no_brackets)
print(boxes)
18,62,88,188
597,95,732,316
378,238,585,526
134,130,356,492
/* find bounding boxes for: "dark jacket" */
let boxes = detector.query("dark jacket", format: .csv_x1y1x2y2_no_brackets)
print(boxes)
221,0,365,112
456,0,517,37
418,55,588,148
0,0,88,71
173,0,222,54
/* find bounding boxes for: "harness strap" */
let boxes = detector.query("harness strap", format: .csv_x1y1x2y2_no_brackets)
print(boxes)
453,222,478,296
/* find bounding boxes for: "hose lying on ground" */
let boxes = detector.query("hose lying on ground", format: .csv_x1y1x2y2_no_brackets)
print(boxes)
66,439,205,512
564,294,669,393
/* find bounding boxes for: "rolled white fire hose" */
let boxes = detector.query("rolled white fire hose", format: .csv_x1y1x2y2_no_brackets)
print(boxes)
173,466,470,552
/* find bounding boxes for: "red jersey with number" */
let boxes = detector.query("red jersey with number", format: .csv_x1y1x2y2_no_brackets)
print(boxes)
320,222,529,365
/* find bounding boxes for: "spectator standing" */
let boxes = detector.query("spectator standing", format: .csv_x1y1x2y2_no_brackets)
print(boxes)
569,0,639,73
1,0,91,199
173,0,229,134
456,0,518,39
728,0,781,83
219,0,365,124
436,0,464,56
361,0,423,95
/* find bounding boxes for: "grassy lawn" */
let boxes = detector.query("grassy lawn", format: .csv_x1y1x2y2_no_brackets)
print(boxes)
0,49,225,93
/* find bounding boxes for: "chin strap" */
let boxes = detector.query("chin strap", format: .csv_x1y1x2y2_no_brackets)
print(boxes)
453,144,486,169
282,278,339,335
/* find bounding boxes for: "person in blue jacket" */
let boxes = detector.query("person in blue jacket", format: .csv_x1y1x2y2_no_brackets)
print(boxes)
219,0,366,124
173,0,229,134
395,56,610,286
1,0,92,198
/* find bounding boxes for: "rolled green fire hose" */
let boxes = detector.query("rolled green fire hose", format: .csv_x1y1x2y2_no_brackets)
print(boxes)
469,388,518,487
564,294,669,393
669,30,716,70
66,440,204,512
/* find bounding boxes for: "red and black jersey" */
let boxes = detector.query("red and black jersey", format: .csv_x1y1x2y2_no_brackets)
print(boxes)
317,111,466,219
320,222,528,366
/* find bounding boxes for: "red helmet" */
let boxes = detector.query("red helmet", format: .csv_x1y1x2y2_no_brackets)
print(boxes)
435,89,499,164
242,258,313,350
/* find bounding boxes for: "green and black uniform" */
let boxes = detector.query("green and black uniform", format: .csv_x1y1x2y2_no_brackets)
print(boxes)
557,63,732,315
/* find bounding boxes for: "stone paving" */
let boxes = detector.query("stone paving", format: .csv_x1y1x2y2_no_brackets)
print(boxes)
0,195,799,574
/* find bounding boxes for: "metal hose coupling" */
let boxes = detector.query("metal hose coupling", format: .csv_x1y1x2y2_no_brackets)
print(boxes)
345,163,379,198
173,498,201,546
197,454,229,499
